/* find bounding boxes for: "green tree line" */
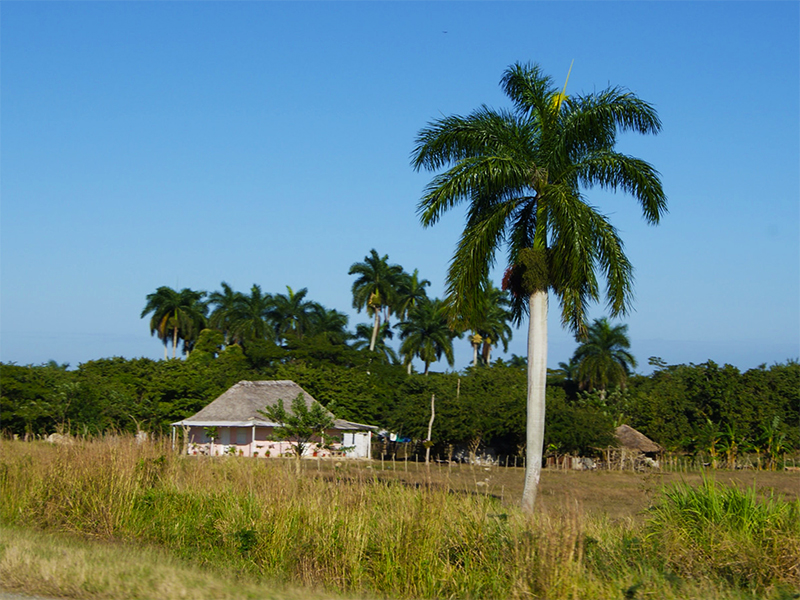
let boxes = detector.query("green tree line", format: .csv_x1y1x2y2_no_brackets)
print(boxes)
2,350,796,461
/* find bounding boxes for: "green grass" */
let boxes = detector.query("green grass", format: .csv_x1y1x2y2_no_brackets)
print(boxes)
1,438,798,600
644,477,800,591
0,526,354,600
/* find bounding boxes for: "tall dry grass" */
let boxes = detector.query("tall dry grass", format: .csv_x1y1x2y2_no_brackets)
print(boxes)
1,437,797,600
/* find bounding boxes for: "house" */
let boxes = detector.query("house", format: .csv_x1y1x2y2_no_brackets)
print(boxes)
171,380,376,459
611,424,663,469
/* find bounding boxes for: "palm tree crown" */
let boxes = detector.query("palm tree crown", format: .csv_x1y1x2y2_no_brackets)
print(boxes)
397,298,460,375
228,284,274,346
141,286,208,359
208,282,243,345
395,268,431,321
268,286,320,342
572,317,637,392
352,322,398,365
349,250,404,352
412,62,666,510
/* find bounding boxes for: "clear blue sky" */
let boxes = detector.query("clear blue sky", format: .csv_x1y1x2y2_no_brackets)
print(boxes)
2,1,798,374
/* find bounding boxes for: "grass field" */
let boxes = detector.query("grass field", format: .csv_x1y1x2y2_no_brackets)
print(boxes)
329,458,799,521
1,438,798,600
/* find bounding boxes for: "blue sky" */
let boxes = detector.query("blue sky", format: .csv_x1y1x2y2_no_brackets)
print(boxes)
2,1,798,374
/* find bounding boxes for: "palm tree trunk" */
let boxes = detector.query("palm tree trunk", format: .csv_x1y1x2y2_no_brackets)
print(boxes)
482,342,492,366
472,341,479,367
172,326,178,359
522,290,548,512
369,310,380,352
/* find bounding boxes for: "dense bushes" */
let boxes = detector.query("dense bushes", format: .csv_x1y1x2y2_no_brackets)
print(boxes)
1,352,797,458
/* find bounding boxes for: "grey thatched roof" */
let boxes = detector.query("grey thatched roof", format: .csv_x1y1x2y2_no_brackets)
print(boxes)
614,424,662,453
173,380,374,431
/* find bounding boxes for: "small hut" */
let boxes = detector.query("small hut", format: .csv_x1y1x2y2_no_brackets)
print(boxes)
608,424,663,470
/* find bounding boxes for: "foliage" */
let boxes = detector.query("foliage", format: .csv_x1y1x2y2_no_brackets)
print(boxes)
267,286,321,342
258,393,336,470
141,287,208,358
348,249,405,352
411,61,667,510
544,388,615,456
624,360,799,454
1,355,797,462
397,298,460,374
572,317,637,392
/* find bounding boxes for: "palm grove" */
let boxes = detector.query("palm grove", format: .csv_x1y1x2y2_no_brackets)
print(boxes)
2,64,798,509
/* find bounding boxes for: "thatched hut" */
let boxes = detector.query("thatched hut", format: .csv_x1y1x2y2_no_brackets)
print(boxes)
604,424,663,470
172,380,375,459
614,424,662,456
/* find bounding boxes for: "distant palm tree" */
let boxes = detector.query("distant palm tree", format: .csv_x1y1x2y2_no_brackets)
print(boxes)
455,281,513,367
268,286,320,342
352,322,398,365
508,354,527,369
395,268,431,321
228,284,273,346
141,287,208,359
349,250,404,351
477,283,514,366
208,282,243,345
412,62,666,510
397,298,459,375
308,306,351,344
554,357,580,383
572,317,637,394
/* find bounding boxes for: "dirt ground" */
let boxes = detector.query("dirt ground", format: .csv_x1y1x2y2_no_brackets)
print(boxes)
315,460,800,520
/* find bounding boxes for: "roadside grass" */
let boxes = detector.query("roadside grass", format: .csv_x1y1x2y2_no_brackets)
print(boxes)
1,438,798,600
0,526,353,600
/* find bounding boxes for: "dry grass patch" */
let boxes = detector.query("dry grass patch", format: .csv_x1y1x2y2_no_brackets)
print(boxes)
1,438,798,600
0,527,355,600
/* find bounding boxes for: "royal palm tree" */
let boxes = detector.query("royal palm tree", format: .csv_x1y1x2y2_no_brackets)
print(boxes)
395,268,431,321
208,282,243,345
397,298,459,375
352,322,399,365
572,317,637,394
412,62,666,510
349,250,404,351
553,357,580,383
477,283,514,366
228,284,273,346
268,286,320,342
141,286,208,359
308,305,351,344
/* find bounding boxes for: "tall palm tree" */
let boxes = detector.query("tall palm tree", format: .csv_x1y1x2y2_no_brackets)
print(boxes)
352,322,398,365
141,286,208,359
397,298,459,375
228,284,273,346
477,283,514,366
395,268,431,321
208,282,242,345
412,62,666,510
349,250,404,352
268,286,320,343
308,305,351,344
572,317,637,394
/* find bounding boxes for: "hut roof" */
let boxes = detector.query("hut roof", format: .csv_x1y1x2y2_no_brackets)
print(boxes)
614,424,662,453
173,380,374,431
